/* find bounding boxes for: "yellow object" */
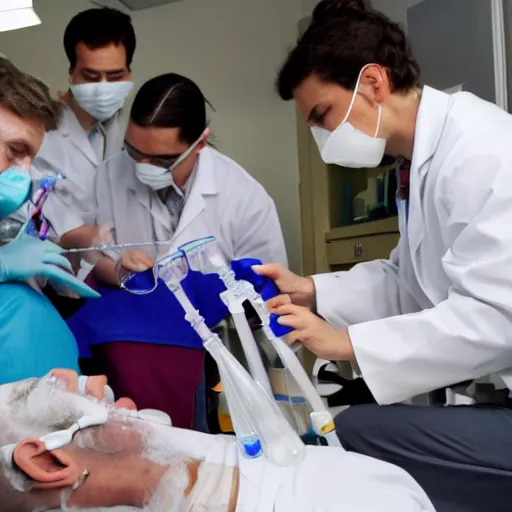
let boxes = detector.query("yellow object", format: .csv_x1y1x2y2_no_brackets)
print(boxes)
320,420,336,435
217,390,234,432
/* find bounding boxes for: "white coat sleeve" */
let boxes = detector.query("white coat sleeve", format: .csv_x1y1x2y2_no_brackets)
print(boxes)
349,150,512,404
31,158,84,236
313,246,407,329
93,162,120,262
232,187,289,268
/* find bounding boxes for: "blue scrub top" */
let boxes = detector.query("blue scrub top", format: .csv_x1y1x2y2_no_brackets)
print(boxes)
68,270,230,358
0,282,80,384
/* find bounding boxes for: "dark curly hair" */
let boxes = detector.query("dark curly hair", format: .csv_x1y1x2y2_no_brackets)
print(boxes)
277,0,421,100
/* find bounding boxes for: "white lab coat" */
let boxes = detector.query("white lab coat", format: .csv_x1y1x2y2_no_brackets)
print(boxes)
313,86,512,404
93,147,288,266
32,104,125,236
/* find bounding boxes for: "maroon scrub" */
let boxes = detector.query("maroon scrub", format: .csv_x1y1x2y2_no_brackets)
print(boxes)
92,342,204,429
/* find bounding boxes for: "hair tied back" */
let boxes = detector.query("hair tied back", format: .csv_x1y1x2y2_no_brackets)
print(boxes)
312,0,370,23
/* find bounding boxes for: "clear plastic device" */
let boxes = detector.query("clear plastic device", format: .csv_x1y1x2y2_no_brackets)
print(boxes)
157,251,306,466
178,236,341,448
179,236,273,397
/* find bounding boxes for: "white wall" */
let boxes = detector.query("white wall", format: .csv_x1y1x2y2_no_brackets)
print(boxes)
301,0,320,16
300,0,424,26
0,0,303,272
371,0,424,27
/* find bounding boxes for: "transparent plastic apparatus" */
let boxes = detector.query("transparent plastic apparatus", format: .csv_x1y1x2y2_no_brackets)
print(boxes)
156,250,306,467
177,237,342,449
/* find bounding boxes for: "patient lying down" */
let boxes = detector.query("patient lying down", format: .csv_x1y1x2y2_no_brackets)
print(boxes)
0,371,435,511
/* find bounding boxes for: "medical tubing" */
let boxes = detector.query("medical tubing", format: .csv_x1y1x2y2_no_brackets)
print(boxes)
324,430,343,449
217,265,274,395
206,335,306,466
205,337,262,458
168,282,261,456
169,277,305,465
241,282,338,440
230,306,274,397
262,325,325,412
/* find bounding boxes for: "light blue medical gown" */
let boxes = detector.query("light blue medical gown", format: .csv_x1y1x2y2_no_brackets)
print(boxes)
0,282,80,384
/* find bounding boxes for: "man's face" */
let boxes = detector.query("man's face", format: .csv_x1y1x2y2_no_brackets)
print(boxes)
0,373,201,510
0,105,44,173
125,122,201,177
69,42,131,84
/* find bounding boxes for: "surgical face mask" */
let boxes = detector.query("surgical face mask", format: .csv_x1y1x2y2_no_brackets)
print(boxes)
0,168,31,220
311,65,387,168
70,81,134,122
132,134,203,191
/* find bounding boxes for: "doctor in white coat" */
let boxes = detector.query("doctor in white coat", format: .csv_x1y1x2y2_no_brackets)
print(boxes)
30,7,135,246
256,1,512,511
69,73,287,430
93,72,287,283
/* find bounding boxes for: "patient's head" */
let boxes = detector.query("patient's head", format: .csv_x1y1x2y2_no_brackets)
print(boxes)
0,371,209,511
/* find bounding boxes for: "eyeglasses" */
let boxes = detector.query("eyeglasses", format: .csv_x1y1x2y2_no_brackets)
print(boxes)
120,250,190,295
124,133,205,171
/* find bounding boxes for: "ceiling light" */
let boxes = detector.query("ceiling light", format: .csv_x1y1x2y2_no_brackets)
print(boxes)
0,1,41,33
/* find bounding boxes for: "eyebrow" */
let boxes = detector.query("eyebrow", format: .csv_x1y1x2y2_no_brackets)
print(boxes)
8,378,40,407
307,105,321,124
83,67,126,75
10,139,36,158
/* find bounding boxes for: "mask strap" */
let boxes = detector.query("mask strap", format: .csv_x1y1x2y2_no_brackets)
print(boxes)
341,65,368,125
374,105,382,138
169,130,208,172
342,64,382,138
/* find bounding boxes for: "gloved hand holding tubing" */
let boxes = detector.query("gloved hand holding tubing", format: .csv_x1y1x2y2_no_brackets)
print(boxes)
0,234,100,298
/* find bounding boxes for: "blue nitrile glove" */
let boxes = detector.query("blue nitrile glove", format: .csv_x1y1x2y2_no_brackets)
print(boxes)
0,234,100,298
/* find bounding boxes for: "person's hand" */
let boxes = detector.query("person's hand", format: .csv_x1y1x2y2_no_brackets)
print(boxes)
276,304,355,361
0,234,99,298
252,263,316,311
119,250,155,272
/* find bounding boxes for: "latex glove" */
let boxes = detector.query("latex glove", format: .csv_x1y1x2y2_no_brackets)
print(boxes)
276,303,355,361
252,263,316,311
0,234,100,298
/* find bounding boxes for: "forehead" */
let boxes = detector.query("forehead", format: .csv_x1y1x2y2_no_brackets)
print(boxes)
74,42,127,70
125,122,188,154
293,75,350,120
0,378,105,446
0,105,45,153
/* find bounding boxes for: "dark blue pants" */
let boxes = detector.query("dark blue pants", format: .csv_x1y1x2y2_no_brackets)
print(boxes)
335,404,512,512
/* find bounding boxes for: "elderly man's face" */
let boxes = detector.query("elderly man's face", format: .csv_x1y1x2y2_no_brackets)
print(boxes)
0,105,44,173
0,372,212,511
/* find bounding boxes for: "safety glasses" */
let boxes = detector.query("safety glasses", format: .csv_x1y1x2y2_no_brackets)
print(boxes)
120,250,190,295
124,132,205,171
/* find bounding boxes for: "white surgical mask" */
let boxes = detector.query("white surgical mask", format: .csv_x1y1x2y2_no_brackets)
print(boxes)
135,162,174,191
133,134,204,190
70,81,134,122
311,65,387,168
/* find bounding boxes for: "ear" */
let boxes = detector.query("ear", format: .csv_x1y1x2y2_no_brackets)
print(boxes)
359,65,390,104
13,439,82,490
195,128,211,153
